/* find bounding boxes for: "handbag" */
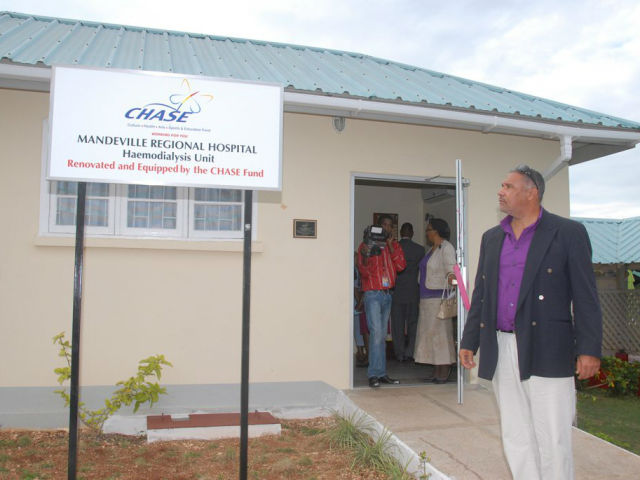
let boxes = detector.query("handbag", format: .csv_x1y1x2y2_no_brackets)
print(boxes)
436,277,457,319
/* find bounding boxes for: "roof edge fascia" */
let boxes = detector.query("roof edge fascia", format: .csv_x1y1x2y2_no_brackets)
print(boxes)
283,92,640,146
2,63,639,150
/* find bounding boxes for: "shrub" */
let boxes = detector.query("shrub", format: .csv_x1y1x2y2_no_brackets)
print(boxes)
598,356,640,397
53,332,172,432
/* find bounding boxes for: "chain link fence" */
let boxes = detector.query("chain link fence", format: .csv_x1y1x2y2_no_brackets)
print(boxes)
597,289,640,354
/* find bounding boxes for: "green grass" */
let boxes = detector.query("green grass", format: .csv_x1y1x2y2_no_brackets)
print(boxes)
19,470,42,480
275,447,296,453
299,425,324,436
326,412,416,479
183,451,202,460
577,389,640,454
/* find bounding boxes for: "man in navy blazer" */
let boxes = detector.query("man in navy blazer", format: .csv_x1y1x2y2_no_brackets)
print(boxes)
460,165,602,480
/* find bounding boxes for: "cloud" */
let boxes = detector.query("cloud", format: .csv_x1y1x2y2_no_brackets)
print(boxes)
570,149,640,218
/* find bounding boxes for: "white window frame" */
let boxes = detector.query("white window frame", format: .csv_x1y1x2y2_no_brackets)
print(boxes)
47,181,116,235
116,184,188,238
188,187,245,239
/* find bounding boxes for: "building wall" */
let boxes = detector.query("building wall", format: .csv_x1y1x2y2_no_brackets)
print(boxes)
0,88,569,391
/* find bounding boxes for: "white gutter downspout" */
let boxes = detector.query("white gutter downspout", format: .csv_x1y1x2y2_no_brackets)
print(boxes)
543,135,572,181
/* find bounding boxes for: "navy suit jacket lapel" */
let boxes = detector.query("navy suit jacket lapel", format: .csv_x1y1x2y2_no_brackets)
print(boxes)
485,227,505,319
517,211,558,310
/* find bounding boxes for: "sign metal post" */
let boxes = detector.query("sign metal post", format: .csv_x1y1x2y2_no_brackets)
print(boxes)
68,181,87,480
239,190,253,480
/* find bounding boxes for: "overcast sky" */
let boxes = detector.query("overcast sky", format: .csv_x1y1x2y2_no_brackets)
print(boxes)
4,0,640,218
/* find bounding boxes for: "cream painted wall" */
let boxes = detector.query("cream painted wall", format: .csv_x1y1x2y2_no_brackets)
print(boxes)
0,88,568,390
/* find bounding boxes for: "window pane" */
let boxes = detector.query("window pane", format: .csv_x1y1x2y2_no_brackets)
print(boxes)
56,197,77,225
54,182,109,227
128,185,148,199
87,183,109,197
86,199,108,226
194,203,241,231
127,199,177,230
149,203,164,228
163,187,177,200
57,181,77,195
220,189,242,202
194,188,212,202
194,188,241,203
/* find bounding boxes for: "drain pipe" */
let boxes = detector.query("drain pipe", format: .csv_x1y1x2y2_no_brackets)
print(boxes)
543,135,572,181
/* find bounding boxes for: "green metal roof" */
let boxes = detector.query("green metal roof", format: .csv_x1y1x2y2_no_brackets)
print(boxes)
1,10,640,131
574,217,640,264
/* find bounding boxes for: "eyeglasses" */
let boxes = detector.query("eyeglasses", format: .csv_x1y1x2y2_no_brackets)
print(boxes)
514,164,541,191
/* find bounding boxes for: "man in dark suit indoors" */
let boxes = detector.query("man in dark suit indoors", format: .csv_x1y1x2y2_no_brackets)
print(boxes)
391,222,425,362
460,164,602,480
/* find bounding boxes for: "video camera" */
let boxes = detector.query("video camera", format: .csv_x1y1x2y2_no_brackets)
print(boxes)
362,225,389,256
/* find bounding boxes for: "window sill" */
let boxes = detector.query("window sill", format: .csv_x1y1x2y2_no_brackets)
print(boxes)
34,235,264,253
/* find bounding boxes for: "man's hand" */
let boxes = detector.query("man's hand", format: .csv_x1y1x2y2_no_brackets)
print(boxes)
386,236,394,253
576,355,600,380
359,245,370,265
459,348,476,370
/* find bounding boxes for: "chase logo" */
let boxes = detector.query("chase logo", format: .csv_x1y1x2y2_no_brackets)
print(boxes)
125,79,214,123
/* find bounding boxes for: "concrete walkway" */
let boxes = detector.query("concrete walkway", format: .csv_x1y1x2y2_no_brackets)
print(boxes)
345,383,640,480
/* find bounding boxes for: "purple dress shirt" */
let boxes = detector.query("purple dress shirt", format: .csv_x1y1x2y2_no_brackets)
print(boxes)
496,208,543,331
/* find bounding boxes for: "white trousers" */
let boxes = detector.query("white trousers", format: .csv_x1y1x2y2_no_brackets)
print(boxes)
493,332,576,480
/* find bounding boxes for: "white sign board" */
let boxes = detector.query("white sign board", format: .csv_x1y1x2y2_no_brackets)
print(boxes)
49,66,283,190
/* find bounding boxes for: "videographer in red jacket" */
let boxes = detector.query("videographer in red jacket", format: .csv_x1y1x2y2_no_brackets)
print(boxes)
357,214,406,388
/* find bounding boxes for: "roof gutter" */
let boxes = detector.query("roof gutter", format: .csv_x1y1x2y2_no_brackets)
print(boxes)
283,92,640,145
2,63,639,154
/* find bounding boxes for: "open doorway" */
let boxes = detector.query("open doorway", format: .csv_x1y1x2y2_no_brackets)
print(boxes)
352,175,459,388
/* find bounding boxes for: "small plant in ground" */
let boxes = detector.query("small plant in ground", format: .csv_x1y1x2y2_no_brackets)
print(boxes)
53,331,172,433
223,445,236,461
276,447,296,453
300,425,324,436
17,435,32,447
20,470,41,480
183,451,203,460
418,450,432,479
326,411,414,479
326,411,372,450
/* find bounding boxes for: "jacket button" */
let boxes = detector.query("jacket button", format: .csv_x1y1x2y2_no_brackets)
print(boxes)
480,322,485,328
547,268,553,274
538,294,544,300
532,321,537,326
481,298,484,303
482,274,486,279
